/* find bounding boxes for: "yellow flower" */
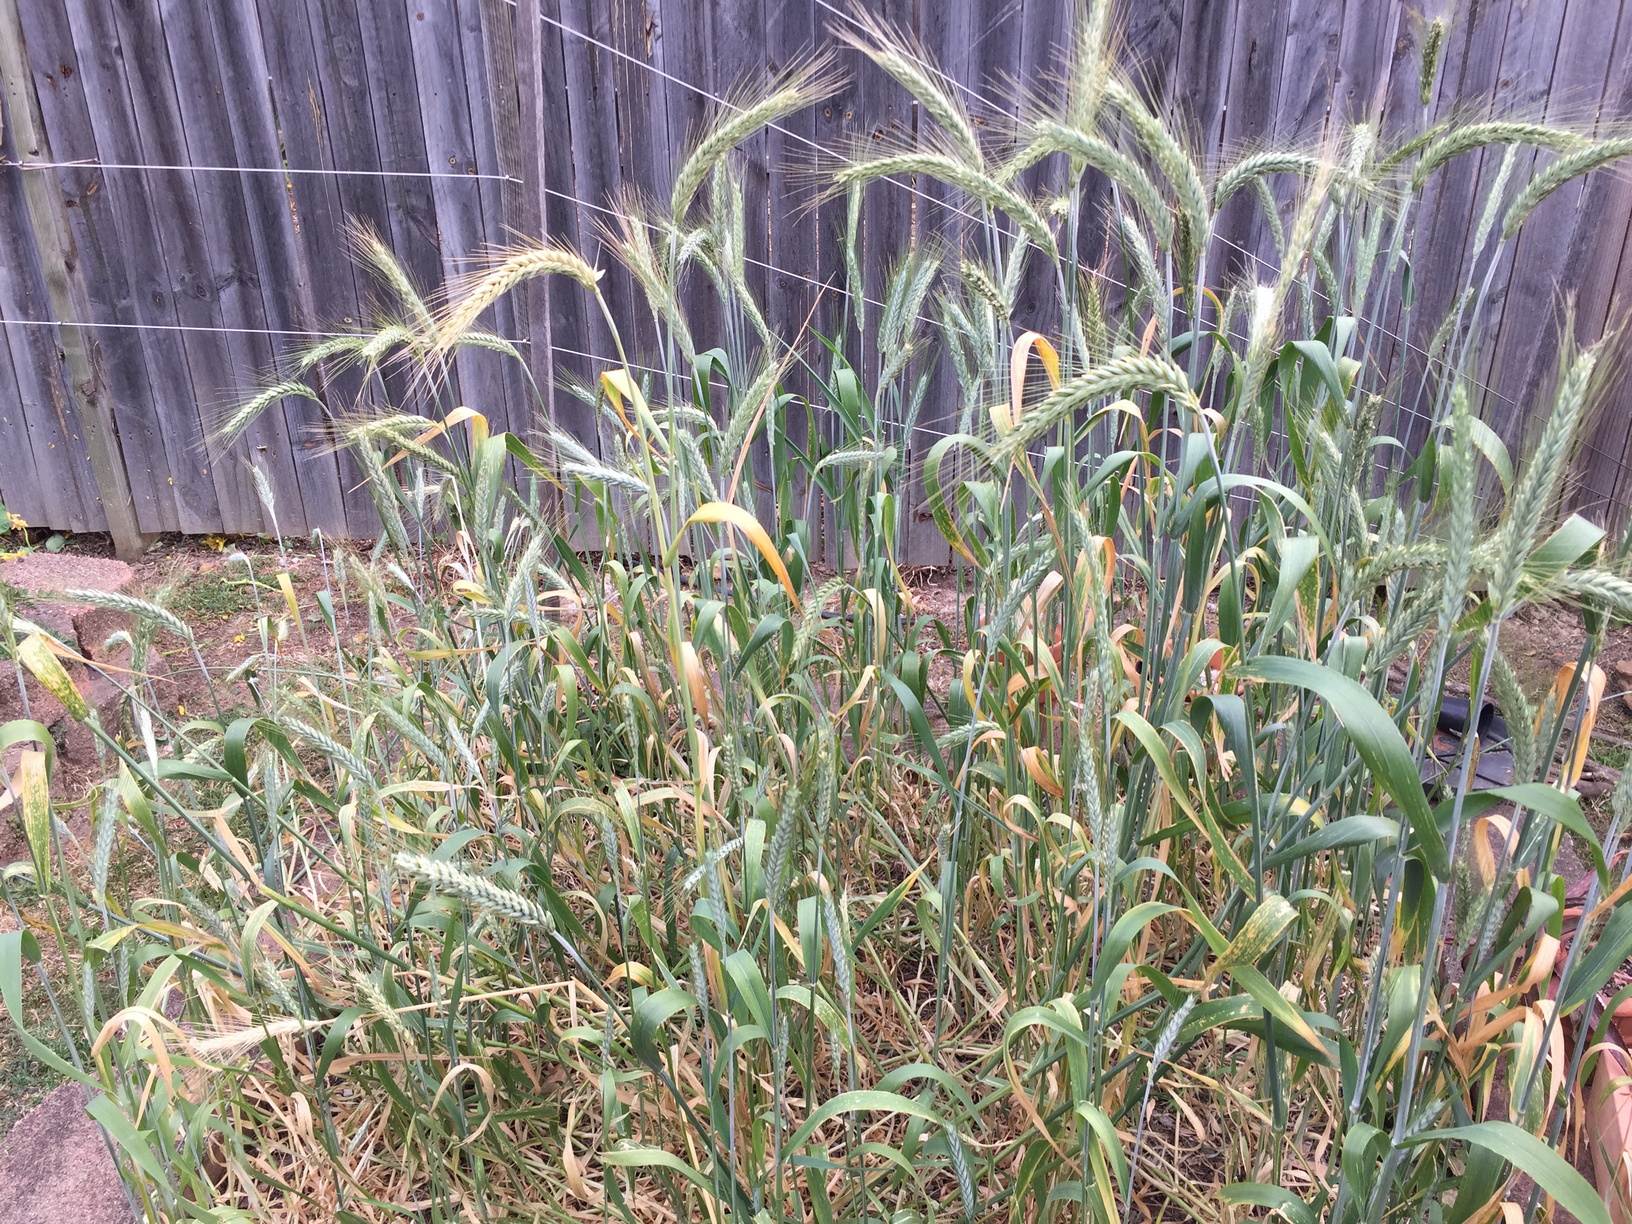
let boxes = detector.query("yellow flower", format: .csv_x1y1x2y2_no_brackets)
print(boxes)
203,535,226,552
232,634,245,644
7,513,27,531
177,703,187,717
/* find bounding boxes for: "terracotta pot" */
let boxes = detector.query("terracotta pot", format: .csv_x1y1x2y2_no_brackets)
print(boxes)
1591,1038,1632,1224
1554,908,1632,1220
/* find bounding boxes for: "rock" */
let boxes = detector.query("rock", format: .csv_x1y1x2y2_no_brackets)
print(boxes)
0,555,134,601
1576,776,1614,799
0,556,155,749
1614,661,1632,711
0,1084,133,1224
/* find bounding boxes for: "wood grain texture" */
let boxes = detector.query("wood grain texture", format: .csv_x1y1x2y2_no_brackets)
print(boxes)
0,0,1629,563
14,0,166,532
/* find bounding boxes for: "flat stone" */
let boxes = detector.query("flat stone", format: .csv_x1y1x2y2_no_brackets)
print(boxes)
0,1084,133,1224
0,555,134,599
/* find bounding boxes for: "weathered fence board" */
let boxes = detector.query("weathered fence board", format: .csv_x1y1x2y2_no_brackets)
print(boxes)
3,0,1632,557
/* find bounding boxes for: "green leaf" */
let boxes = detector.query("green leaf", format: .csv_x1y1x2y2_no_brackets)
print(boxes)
1261,534,1320,644
1263,815,1400,869
1221,1183,1318,1224
1290,339,1349,413
87,1092,169,1186
776,986,851,1046
1234,657,1446,879
1466,417,1513,491
1094,902,1183,993
1523,514,1602,587
1476,783,1606,887
1229,963,1332,1060
1560,903,1632,1014
1403,1122,1607,1224
786,1090,948,1154
851,861,929,948
723,951,775,1033
887,673,951,792
1077,1101,1130,1192
0,719,54,779
602,1144,724,1200
317,1006,368,1082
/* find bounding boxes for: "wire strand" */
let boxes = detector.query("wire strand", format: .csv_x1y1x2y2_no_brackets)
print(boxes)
1,157,517,183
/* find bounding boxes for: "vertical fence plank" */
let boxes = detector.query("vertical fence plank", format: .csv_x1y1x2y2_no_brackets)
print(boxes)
256,0,379,537
202,0,350,538
1552,1,1632,519
148,0,309,536
455,0,532,436
508,0,558,438
14,0,169,533
0,155,81,532
43,0,221,534
765,0,821,555
98,0,267,534
534,0,597,448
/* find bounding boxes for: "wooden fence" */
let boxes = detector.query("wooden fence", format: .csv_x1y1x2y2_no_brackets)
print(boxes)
2,0,1632,560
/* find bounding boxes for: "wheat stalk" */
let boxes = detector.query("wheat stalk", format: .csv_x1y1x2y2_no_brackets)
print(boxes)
1214,151,1323,210
993,352,1197,462
1103,79,1210,270
347,218,435,332
835,11,982,170
1015,120,1173,248
1438,385,1476,636
215,380,324,447
1490,342,1597,609
1420,19,1447,106
58,589,193,644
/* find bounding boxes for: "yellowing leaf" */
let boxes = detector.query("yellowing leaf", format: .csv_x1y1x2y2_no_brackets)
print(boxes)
683,502,802,611
600,369,648,435
17,633,87,721
1215,894,1298,976
680,641,710,722
1007,331,1061,431
277,572,299,620
1545,661,1605,789
384,406,489,468
18,749,50,887
1020,745,1065,798
448,580,491,604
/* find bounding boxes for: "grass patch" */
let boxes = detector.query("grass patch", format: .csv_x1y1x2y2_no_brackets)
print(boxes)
168,571,258,621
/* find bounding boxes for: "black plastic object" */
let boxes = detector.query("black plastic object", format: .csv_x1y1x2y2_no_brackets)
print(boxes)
1437,696,1496,740
1422,695,1515,789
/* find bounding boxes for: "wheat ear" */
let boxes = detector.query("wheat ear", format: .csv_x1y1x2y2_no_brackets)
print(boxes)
1411,121,1587,189
671,55,839,220
836,151,1057,255
435,242,602,350
1503,138,1632,238
834,12,982,170
396,852,556,931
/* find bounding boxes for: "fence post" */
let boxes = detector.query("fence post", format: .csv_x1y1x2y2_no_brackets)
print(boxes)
0,0,152,560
